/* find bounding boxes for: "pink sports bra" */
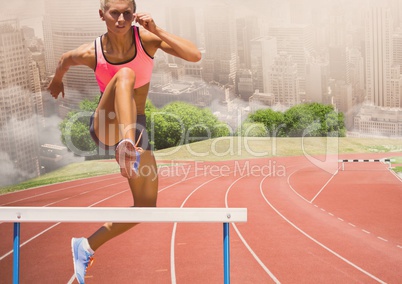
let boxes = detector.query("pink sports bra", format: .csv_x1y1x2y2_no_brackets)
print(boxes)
94,26,154,92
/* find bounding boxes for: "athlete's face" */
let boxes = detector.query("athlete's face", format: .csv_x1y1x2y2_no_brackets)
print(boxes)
100,0,135,32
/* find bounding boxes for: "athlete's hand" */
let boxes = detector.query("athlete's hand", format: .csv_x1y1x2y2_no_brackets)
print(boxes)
134,13,157,33
47,78,65,99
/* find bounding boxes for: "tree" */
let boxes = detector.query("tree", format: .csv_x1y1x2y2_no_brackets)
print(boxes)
283,103,346,137
60,98,231,154
237,122,268,137
59,96,99,157
148,101,230,150
242,103,347,138
246,109,285,137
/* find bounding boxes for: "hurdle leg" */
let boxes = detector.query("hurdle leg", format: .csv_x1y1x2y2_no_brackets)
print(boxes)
223,223,230,284
13,223,20,284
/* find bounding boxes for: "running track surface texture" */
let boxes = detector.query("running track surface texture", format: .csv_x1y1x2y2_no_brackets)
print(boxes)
0,153,401,284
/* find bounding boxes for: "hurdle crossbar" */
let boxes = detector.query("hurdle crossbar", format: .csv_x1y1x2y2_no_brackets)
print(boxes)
0,207,247,284
338,158,394,171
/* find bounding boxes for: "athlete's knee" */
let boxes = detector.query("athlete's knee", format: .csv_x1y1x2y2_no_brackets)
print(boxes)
115,67,136,86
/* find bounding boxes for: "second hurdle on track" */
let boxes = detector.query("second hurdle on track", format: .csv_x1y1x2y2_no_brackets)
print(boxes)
338,158,393,171
0,206,247,284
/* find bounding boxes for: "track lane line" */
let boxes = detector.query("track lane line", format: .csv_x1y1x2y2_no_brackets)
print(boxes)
0,180,126,225
0,175,121,206
225,175,281,284
286,162,402,250
1,166,200,282
64,165,208,283
309,168,339,203
1,189,129,262
259,175,387,284
169,175,223,284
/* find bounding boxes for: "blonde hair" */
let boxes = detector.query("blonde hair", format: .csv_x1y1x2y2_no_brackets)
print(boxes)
100,0,136,12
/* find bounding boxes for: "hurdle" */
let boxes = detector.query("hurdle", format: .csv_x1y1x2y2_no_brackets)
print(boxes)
338,158,393,171
0,207,247,284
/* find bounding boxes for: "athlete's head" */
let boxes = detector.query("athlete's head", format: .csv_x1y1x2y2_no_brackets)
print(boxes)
100,0,136,13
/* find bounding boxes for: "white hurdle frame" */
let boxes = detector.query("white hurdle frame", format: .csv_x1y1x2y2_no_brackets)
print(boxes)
0,207,247,284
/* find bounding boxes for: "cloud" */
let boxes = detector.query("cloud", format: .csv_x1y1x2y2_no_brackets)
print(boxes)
0,111,84,188
0,151,33,187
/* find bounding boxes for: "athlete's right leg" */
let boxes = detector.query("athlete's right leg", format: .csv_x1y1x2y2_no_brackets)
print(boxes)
71,68,140,283
92,67,137,146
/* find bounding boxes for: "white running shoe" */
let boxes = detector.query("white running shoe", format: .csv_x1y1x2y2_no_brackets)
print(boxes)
71,238,94,284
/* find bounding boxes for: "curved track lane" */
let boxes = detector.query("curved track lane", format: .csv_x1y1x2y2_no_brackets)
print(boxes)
0,154,401,283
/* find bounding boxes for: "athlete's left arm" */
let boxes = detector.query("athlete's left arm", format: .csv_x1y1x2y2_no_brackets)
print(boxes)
135,13,201,62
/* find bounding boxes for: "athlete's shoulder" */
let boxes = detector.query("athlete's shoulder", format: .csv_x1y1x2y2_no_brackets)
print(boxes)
69,42,96,68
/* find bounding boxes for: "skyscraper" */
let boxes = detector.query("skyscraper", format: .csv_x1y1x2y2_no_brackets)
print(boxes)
165,4,198,62
236,16,261,70
202,4,237,85
43,0,106,117
268,24,314,93
164,2,202,80
250,36,278,94
364,6,394,107
271,52,300,107
0,19,41,183
390,65,402,107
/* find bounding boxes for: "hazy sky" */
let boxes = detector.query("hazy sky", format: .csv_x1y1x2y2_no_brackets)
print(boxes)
0,0,394,38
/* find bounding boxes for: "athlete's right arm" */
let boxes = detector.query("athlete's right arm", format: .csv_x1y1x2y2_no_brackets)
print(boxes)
47,42,95,99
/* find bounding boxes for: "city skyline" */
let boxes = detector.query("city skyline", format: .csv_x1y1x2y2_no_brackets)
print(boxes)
1,0,402,186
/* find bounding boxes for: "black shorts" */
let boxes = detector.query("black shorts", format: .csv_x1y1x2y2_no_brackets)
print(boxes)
89,114,151,151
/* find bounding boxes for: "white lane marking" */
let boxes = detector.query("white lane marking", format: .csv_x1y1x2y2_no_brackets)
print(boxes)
377,237,388,242
0,175,120,206
225,175,281,284
0,223,60,261
170,175,222,284
259,176,386,284
1,189,128,262
310,168,339,203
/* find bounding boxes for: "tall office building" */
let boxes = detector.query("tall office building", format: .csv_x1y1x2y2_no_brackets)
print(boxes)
268,24,314,93
347,48,365,92
236,16,261,70
390,65,402,107
165,4,198,61
328,80,354,129
0,19,41,182
328,8,348,82
43,0,106,117
202,4,237,85
237,69,254,100
164,3,202,80
388,0,402,27
305,56,329,104
271,52,300,107
250,36,278,94
393,30,402,73
364,6,394,107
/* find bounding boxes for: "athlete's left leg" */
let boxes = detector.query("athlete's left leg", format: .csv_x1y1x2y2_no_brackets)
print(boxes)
87,150,158,251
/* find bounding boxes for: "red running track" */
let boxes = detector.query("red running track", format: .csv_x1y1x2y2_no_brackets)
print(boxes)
0,153,401,284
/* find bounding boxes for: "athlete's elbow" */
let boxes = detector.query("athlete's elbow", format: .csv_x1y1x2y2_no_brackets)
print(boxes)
188,50,202,62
